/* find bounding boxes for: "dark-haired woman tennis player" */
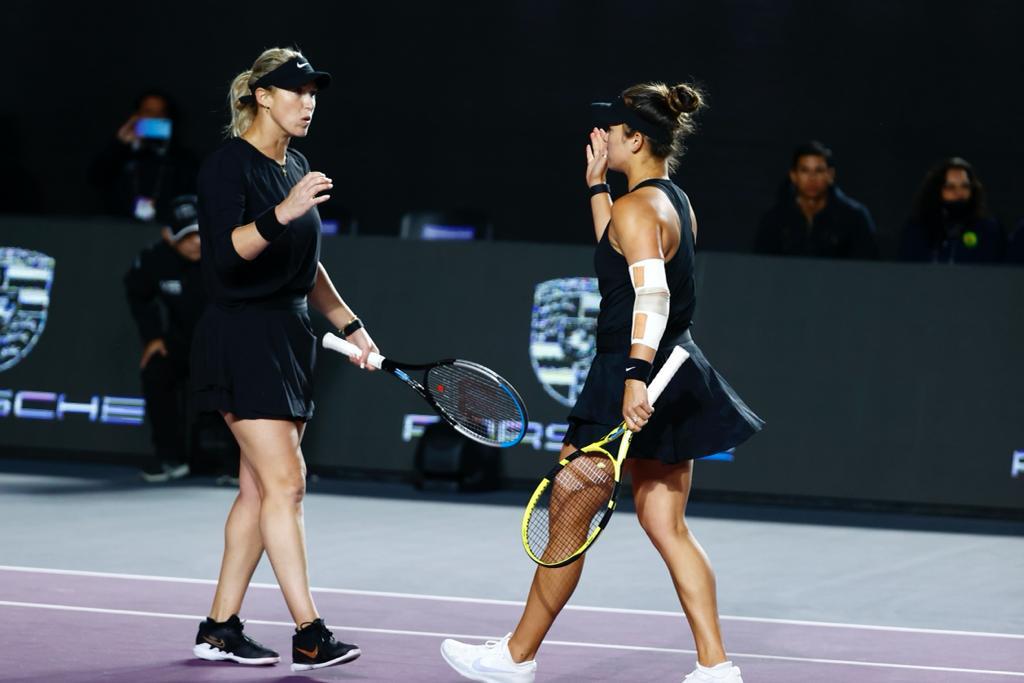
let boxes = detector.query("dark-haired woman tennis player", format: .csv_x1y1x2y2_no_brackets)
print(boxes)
441,82,764,683
189,47,379,672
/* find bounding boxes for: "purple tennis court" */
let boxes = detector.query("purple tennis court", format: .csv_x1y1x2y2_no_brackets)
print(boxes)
2,565,1022,682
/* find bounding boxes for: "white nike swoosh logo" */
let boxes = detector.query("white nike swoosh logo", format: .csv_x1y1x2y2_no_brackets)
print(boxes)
625,366,636,372
296,62,310,69
471,658,515,674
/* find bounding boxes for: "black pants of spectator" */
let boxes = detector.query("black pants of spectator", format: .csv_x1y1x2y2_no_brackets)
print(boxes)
141,350,239,476
141,351,190,468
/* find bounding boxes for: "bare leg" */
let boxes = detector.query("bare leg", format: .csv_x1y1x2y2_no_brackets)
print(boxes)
629,457,727,666
507,443,585,663
209,453,265,621
222,414,318,627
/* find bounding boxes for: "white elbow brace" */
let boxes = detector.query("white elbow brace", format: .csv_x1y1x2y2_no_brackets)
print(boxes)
629,258,670,350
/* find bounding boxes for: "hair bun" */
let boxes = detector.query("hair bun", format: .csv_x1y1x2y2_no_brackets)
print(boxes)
667,83,704,115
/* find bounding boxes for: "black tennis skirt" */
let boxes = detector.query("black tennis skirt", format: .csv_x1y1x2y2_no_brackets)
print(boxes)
190,298,316,421
565,330,764,464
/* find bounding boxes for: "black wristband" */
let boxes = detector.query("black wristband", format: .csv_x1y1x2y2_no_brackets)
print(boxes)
254,207,287,242
624,358,653,383
589,183,611,197
340,317,363,338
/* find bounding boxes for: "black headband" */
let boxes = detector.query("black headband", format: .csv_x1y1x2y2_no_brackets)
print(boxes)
590,97,672,144
238,56,332,105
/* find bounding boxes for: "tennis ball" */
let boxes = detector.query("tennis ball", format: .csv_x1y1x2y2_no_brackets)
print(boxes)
963,231,979,248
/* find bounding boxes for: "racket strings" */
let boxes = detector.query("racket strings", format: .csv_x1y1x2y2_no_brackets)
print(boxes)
525,453,615,565
427,364,524,445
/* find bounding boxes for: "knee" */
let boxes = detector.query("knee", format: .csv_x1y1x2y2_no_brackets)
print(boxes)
637,510,688,548
261,475,306,506
237,480,262,507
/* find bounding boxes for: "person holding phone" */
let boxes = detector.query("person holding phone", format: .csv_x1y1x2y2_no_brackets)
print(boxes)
89,90,198,221
189,47,380,672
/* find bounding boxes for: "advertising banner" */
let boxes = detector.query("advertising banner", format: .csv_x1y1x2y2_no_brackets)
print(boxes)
2,221,1021,512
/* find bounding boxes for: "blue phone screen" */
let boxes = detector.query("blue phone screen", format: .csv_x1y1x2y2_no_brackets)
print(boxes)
134,118,172,140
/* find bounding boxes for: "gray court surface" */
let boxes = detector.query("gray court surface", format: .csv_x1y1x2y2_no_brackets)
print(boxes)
1,458,1022,682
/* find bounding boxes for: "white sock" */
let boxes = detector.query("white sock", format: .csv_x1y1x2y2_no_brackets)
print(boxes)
697,661,734,677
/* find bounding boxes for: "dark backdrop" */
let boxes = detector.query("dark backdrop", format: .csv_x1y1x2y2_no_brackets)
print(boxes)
5,1,1024,253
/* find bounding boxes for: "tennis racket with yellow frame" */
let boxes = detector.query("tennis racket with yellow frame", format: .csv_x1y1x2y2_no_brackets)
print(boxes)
521,346,690,567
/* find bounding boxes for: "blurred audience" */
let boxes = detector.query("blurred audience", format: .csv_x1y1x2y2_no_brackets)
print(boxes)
91,91,198,222
898,158,1005,264
123,195,207,482
754,141,878,259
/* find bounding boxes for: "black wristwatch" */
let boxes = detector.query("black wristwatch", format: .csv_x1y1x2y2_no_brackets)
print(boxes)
340,317,363,338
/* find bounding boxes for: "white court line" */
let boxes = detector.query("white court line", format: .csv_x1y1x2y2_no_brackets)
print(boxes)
2,564,1023,641
1,600,1022,678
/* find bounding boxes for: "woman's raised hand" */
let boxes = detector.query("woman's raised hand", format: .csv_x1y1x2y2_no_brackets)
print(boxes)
585,127,609,186
275,172,333,224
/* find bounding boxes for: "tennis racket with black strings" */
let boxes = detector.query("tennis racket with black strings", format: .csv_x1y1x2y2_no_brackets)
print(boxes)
521,346,690,567
322,332,529,448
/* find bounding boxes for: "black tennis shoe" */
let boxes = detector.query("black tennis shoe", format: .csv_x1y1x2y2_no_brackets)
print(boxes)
193,614,280,665
291,618,361,672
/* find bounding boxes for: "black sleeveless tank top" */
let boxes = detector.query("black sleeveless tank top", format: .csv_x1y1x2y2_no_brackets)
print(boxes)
594,178,695,353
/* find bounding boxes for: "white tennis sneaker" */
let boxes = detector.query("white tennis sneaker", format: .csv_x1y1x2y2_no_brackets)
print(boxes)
440,633,537,683
683,661,744,682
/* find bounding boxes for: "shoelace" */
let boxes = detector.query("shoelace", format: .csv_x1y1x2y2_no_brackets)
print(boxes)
237,621,264,646
235,619,256,640
481,635,514,652
298,620,336,643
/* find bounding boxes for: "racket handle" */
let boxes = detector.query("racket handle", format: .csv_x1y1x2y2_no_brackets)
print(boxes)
647,346,690,404
322,332,385,369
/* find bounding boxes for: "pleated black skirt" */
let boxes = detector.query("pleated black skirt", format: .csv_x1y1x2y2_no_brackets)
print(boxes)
565,330,764,464
190,298,316,421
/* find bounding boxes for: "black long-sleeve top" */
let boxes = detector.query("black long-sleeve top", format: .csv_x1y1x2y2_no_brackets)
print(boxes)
196,138,321,308
123,240,206,350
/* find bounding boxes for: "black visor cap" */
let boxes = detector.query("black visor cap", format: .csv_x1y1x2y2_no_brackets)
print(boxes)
590,97,670,144
242,56,331,103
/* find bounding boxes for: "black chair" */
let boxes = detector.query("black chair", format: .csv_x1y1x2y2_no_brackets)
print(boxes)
319,207,359,236
412,421,502,492
399,209,492,241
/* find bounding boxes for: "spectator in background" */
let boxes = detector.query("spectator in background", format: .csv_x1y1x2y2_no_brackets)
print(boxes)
754,141,878,259
124,195,207,482
899,158,1005,264
91,91,198,222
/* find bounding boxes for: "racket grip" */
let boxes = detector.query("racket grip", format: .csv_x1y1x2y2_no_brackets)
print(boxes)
647,346,690,404
322,332,384,369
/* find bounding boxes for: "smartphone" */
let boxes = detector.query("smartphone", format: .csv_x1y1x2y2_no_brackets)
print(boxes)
134,117,172,140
